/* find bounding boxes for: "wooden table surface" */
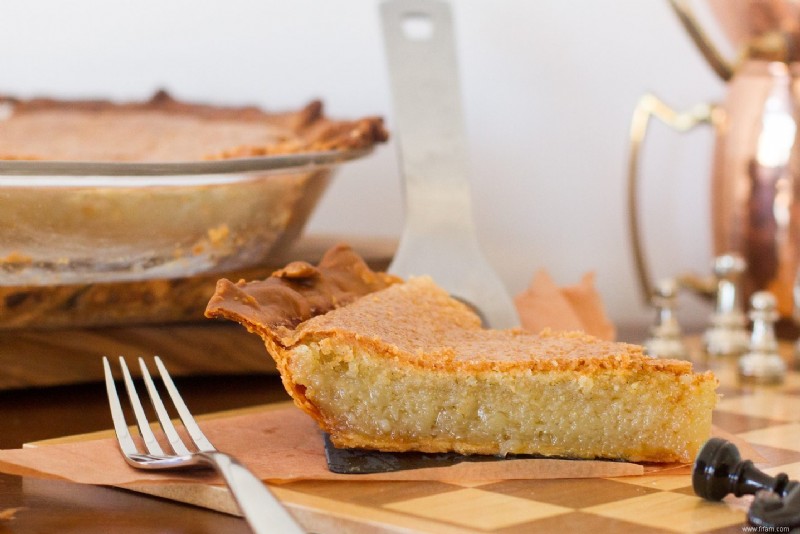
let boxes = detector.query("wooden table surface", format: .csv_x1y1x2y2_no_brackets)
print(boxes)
2,234,800,534
2,339,799,533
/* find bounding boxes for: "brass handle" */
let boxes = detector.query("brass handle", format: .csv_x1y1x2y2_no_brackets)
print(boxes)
627,92,718,303
668,0,735,81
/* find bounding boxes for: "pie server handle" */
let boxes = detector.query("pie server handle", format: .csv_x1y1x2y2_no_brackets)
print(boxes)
379,0,520,329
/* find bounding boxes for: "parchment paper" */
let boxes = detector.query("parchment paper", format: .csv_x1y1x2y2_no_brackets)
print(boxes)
515,270,617,341
0,404,760,488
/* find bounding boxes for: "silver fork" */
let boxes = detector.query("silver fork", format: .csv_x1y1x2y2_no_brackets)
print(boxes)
103,356,304,534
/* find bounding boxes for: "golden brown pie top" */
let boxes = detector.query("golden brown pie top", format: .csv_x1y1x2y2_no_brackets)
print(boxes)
206,245,713,381
0,90,388,162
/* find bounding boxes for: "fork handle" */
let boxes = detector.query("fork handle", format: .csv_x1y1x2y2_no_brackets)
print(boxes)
200,451,304,533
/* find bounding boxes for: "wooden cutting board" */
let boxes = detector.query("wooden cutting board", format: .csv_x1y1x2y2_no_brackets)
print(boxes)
0,235,395,390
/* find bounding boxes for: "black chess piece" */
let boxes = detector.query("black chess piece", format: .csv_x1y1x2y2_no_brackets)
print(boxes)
749,484,800,530
693,437,797,500
693,438,800,530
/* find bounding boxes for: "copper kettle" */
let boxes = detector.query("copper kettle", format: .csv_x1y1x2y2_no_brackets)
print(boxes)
629,0,800,332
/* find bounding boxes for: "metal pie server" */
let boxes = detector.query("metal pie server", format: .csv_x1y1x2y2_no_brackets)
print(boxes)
380,0,519,329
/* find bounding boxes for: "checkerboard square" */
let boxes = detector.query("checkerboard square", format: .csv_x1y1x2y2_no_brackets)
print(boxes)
495,511,675,534
737,423,800,452
281,480,462,507
584,491,747,533
480,478,659,508
716,394,800,422
747,442,800,467
385,488,571,530
712,410,781,434
765,461,800,480
611,474,693,491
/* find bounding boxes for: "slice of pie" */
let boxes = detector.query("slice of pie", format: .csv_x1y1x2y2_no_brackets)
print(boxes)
206,245,718,463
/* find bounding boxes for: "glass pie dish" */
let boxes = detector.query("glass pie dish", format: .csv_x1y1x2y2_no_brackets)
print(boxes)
0,92,387,288
0,151,371,287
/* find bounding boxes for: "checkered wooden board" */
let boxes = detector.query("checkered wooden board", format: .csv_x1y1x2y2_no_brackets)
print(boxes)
253,355,799,533
114,352,799,533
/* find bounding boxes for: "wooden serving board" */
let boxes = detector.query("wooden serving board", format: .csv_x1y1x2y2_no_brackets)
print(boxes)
26,354,800,534
0,322,275,390
0,235,394,390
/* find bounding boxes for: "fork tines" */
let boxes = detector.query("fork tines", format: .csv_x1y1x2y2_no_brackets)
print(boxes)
103,356,216,463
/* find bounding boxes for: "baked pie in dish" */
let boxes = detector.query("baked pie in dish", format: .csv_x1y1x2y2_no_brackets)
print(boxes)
0,92,387,285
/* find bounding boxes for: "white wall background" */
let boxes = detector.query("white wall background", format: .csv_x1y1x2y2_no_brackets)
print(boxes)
0,0,732,338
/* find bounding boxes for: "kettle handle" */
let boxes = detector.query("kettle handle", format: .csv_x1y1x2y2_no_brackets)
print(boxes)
627,92,718,303
668,0,734,81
